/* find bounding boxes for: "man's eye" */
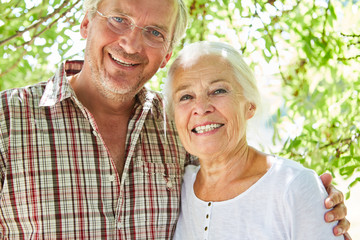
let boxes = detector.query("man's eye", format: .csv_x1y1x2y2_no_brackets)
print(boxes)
213,89,227,95
179,94,192,101
112,16,127,24
151,29,161,37
146,27,165,40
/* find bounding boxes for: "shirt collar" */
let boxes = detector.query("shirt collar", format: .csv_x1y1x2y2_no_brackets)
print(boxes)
135,86,165,121
39,60,82,107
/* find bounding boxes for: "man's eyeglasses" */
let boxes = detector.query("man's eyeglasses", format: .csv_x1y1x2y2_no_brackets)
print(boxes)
96,10,170,49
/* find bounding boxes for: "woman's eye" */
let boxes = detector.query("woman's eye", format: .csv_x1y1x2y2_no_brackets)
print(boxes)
213,89,227,95
179,94,193,101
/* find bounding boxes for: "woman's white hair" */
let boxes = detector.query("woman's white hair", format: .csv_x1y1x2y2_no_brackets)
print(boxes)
82,0,188,48
164,41,262,119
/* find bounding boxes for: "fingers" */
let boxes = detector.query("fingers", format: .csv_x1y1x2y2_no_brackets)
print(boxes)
332,218,351,238
320,173,332,188
324,184,344,209
343,232,352,240
320,173,345,209
325,202,347,222
320,173,350,240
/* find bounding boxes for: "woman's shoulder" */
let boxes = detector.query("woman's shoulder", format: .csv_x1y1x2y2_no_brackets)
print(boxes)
268,155,320,186
184,164,200,179
270,156,312,173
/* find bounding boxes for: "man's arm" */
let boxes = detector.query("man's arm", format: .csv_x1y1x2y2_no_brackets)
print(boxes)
0,95,10,194
320,173,352,240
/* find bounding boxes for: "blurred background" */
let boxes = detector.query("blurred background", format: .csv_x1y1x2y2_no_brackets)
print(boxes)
1,0,359,238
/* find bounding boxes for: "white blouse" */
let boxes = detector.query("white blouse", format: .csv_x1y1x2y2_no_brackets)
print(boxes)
173,156,341,240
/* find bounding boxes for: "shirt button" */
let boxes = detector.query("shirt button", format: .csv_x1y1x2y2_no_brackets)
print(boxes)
208,202,211,206
205,226,208,231
166,180,173,189
108,175,115,182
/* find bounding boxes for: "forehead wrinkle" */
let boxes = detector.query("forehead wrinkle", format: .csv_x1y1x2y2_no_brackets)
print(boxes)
172,60,233,94
103,7,126,15
173,78,228,96
209,79,229,85
103,3,172,33
173,83,191,95
142,3,176,33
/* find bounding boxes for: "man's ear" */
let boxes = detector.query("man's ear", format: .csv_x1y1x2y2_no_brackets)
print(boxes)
80,12,90,39
160,51,173,68
246,103,256,120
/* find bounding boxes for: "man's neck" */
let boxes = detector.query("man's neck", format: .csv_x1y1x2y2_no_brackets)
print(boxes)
69,71,136,118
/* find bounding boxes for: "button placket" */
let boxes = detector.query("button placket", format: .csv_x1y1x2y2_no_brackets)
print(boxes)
108,174,115,182
203,201,212,240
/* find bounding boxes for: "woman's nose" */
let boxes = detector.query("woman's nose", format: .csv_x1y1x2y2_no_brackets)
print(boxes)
193,97,214,115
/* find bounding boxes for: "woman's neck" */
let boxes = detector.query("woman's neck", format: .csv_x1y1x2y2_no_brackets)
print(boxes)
197,137,249,177
194,144,269,202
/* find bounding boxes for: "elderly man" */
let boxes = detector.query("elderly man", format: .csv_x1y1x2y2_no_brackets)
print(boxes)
0,0,350,239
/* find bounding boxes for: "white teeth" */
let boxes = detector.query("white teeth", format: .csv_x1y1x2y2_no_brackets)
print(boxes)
194,124,222,134
111,55,135,66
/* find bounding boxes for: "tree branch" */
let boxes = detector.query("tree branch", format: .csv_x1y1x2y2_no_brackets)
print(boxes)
0,49,27,78
0,0,71,46
320,132,360,150
253,0,287,83
340,33,360,38
338,55,360,61
0,0,82,80
322,0,331,42
13,0,81,50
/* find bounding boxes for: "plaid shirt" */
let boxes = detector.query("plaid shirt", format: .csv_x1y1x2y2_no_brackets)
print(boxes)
0,60,190,239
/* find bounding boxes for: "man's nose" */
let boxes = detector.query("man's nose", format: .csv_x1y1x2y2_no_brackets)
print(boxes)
117,27,144,54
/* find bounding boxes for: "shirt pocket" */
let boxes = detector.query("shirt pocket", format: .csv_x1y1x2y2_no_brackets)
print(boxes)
120,161,182,237
142,161,182,192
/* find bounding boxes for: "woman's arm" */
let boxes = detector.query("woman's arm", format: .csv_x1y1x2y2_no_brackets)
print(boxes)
286,170,343,240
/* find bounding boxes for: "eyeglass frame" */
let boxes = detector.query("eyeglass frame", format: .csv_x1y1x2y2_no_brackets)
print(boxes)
95,10,171,49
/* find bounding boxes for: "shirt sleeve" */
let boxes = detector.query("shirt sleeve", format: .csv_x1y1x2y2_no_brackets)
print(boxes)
0,92,10,193
284,169,342,240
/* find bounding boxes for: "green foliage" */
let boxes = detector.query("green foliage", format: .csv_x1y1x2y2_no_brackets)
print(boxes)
1,0,360,196
0,0,83,89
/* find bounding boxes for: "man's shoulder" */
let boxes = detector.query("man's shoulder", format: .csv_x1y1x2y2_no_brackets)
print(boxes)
0,82,48,106
137,88,166,117
144,88,164,101
0,83,48,135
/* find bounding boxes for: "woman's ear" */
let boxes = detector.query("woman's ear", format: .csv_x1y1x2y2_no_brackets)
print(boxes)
246,103,256,119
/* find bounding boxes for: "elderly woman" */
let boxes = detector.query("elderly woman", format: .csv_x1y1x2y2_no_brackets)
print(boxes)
164,41,348,239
